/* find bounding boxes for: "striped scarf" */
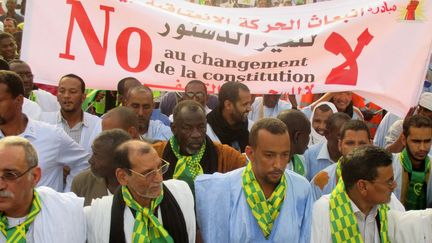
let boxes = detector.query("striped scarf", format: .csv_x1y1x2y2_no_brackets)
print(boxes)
0,190,42,243
29,92,37,102
242,162,286,239
335,158,342,184
122,186,174,243
330,180,390,243
170,136,205,187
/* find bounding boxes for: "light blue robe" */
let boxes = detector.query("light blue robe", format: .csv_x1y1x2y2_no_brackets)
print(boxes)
195,167,313,243
304,141,336,180
373,112,400,148
141,119,172,141
288,154,307,178
310,163,337,201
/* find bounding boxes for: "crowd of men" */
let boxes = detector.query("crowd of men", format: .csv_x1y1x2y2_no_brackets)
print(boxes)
0,0,431,242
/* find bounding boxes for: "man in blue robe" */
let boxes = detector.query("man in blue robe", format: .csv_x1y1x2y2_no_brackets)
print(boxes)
195,118,313,242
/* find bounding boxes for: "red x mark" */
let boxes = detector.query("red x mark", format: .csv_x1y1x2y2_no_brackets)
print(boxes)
325,29,374,86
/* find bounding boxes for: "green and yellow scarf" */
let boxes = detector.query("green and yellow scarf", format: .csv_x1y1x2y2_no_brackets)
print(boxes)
28,92,37,103
0,190,42,243
242,162,286,239
169,136,205,188
291,154,305,176
400,149,431,210
122,186,174,243
335,158,342,184
330,180,390,243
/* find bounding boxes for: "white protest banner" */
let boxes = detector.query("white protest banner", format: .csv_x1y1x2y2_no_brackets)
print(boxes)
22,0,432,116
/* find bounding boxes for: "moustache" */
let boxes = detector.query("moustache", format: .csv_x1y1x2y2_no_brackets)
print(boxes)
134,183,163,198
0,190,14,198
269,169,284,175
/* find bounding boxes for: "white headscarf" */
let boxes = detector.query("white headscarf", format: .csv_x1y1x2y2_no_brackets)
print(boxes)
309,101,338,146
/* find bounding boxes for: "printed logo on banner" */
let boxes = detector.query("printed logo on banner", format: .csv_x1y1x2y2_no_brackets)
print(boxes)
404,0,420,20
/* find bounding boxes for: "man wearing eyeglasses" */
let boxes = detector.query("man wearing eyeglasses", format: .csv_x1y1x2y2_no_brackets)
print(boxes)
153,100,246,191
392,114,432,210
9,60,59,112
312,145,405,243
0,71,89,192
86,140,195,243
196,118,313,242
0,136,86,243
311,120,371,200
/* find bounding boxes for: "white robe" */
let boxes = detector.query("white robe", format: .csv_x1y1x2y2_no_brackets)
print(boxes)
311,193,405,243
22,98,42,121
32,89,60,112
0,186,86,243
85,179,195,243
392,209,432,243
248,97,291,122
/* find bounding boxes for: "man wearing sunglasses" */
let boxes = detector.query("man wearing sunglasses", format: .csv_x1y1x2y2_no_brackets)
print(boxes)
182,80,212,113
0,136,86,243
168,80,212,122
86,140,195,243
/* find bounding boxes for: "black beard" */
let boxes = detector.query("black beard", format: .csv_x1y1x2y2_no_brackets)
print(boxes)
406,144,425,163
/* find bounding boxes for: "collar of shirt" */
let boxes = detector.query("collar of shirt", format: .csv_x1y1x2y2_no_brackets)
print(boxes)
317,140,335,163
7,215,28,228
56,111,89,128
0,115,37,140
205,106,211,114
350,198,379,222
